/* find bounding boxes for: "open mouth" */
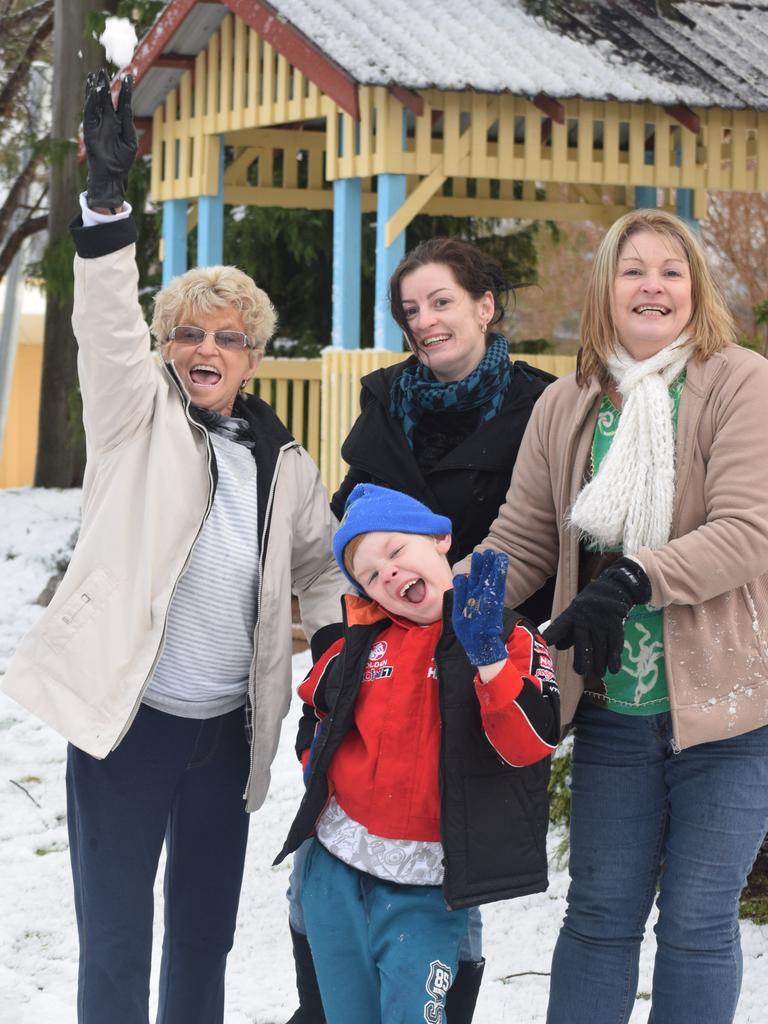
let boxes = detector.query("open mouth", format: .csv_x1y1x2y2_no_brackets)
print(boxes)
400,577,426,604
421,334,451,348
189,364,223,387
634,305,669,317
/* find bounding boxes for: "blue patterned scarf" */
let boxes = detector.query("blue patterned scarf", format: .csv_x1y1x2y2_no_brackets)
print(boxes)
389,334,512,448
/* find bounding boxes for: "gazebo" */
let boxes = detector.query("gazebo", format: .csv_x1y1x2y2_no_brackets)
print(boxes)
127,0,768,352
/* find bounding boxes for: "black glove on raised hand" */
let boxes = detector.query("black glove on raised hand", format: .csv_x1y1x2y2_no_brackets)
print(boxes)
543,557,651,678
83,69,137,211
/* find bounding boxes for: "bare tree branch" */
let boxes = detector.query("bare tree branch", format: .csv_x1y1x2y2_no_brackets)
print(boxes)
0,0,53,30
0,7,53,123
0,137,48,241
0,211,48,280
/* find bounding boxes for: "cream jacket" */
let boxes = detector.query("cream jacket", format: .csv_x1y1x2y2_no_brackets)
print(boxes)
456,344,768,750
2,243,347,811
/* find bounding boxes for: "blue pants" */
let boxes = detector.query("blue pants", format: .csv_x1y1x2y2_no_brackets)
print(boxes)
66,704,250,1024
301,839,469,1023
288,837,483,961
546,700,768,1024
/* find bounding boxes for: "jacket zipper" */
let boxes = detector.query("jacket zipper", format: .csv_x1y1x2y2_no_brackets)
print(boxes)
242,440,299,800
110,367,216,751
434,632,452,907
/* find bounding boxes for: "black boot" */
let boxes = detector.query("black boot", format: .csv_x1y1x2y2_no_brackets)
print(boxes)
445,958,485,1023
284,925,326,1024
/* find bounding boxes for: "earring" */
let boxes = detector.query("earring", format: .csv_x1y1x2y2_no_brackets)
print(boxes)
240,378,249,390
480,321,488,335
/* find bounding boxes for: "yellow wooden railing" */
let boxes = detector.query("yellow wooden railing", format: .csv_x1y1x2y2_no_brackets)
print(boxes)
255,349,577,496
3,349,576,491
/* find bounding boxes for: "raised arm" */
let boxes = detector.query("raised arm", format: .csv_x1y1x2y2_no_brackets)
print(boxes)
72,71,159,452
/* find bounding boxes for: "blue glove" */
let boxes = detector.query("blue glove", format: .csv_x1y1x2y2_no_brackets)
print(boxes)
452,550,509,666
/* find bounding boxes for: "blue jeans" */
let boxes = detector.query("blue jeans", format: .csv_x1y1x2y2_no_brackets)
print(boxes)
66,704,250,1024
301,839,469,1023
288,836,483,960
547,700,768,1024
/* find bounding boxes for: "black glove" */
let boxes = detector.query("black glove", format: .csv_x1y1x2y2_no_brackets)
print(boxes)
543,557,651,678
83,69,137,211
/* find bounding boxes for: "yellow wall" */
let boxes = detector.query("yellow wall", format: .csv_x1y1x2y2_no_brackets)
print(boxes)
1,345,576,491
0,319,43,489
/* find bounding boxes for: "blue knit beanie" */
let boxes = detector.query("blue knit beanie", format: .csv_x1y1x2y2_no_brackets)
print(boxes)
333,484,452,591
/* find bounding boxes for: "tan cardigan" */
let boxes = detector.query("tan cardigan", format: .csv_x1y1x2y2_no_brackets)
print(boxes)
456,344,768,750
2,244,348,812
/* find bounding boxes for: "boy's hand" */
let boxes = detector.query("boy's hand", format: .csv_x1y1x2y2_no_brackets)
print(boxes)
83,69,137,210
452,550,509,666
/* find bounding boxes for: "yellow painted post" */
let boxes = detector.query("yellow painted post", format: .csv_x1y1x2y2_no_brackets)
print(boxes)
231,16,246,130
262,41,275,121
276,53,289,122
358,87,373,178
576,99,593,184
524,102,541,181
706,108,724,190
247,27,259,122
206,30,219,135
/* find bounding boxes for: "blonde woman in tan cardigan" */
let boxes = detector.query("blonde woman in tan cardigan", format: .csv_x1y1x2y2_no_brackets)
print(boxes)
457,209,768,1024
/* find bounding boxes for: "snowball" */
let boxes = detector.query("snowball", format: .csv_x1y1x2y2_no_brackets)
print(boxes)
98,16,138,69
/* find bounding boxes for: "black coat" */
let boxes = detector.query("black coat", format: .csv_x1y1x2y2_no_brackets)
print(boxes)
275,594,556,910
331,355,556,625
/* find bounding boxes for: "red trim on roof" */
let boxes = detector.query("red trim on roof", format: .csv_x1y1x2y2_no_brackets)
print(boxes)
388,84,424,116
124,0,200,87
223,0,360,119
664,104,701,135
533,93,565,125
154,54,197,71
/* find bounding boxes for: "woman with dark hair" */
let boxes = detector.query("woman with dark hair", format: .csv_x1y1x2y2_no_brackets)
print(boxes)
335,237,556,608
286,237,556,1023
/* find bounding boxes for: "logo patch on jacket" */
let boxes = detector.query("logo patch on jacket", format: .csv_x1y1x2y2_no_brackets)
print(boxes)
363,641,393,682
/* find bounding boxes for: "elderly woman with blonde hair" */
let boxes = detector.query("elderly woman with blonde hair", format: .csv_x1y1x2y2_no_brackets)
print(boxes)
457,207,768,1024
2,72,346,1024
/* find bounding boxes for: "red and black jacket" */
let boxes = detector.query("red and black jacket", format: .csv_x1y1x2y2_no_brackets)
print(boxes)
275,592,560,910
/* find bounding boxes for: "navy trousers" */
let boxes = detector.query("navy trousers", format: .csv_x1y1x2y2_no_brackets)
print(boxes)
66,704,251,1024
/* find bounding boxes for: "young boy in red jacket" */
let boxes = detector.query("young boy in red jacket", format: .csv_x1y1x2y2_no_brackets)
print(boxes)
275,484,559,1023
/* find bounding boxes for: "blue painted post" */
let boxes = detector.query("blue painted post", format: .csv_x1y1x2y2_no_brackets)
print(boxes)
374,173,407,350
197,135,225,266
675,187,698,230
635,146,656,210
162,199,188,286
332,177,362,348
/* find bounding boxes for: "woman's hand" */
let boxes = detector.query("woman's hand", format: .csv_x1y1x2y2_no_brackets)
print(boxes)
543,557,651,677
452,550,509,667
83,69,137,211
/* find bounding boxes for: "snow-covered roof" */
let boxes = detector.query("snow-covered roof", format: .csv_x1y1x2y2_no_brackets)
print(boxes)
130,0,768,118
266,0,767,108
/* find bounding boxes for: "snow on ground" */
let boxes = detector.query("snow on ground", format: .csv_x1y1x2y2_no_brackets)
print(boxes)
1,487,766,1023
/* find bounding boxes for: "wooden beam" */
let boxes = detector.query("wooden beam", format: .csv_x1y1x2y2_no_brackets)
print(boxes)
223,0,360,119
119,0,199,85
664,104,701,135
387,85,424,117
533,93,565,125
154,54,197,72
385,161,446,246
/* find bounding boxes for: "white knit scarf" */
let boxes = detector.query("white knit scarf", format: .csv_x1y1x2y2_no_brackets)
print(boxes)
570,337,690,556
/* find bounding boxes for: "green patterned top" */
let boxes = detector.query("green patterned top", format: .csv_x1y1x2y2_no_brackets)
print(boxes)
587,373,686,715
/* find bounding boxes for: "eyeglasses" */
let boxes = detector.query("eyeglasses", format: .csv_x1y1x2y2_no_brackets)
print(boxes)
168,325,256,351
